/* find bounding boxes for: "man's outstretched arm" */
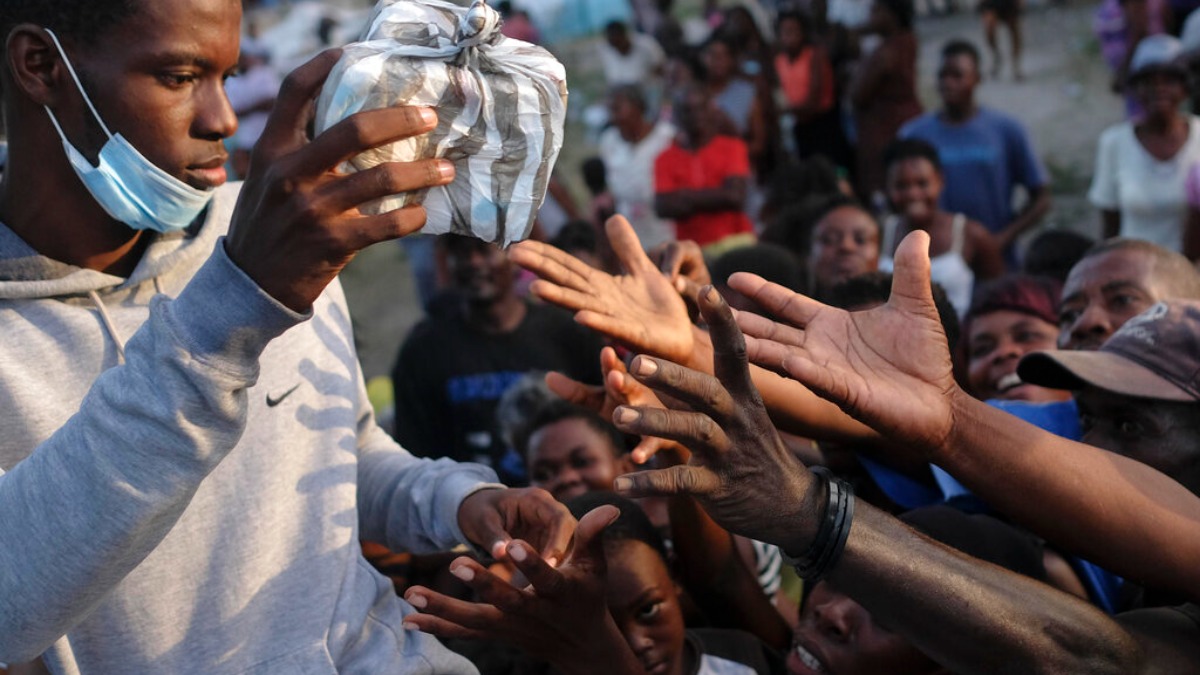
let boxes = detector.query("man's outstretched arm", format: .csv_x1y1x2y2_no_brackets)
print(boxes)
728,231,1200,598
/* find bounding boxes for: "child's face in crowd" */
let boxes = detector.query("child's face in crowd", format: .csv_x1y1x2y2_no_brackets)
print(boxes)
605,540,689,675
527,418,623,502
1057,249,1165,350
789,582,937,675
885,158,943,226
966,310,1069,403
810,207,881,291
1077,388,1200,493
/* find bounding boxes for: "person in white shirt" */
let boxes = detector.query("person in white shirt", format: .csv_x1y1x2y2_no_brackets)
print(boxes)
598,85,677,250
600,21,666,87
1089,35,1200,252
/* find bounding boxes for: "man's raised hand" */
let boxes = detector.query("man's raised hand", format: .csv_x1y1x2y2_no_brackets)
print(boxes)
729,231,958,454
225,50,454,312
509,215,694,363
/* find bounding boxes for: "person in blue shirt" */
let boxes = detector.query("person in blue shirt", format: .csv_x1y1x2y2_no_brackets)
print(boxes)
900,39,1050,256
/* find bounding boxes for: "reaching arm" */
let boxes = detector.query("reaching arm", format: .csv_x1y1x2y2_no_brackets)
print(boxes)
612,287,1147,675
996,185,1051,251
728,231,1200,598
509,216,881,460
654,177,747,220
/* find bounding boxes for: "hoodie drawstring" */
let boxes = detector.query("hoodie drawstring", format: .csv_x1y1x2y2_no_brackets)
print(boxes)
87,290,127,364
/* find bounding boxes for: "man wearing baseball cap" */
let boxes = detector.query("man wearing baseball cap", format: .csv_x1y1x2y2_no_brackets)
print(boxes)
1020,299,1200,497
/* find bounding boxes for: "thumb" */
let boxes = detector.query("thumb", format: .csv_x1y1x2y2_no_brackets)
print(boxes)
890,230,935,310
569,505,621,573
546,371,602,410
614,465,721,498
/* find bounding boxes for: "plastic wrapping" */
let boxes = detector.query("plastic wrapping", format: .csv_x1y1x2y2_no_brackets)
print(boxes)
315,0,568,246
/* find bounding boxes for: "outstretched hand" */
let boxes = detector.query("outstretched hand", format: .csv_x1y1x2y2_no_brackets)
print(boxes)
611,287,821,556
545,347,675,464
403,506,644,675
226,50,453,312
509,215,694,363
729,231,957,455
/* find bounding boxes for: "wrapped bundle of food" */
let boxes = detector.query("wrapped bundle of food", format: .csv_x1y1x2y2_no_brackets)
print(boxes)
315,0,568,246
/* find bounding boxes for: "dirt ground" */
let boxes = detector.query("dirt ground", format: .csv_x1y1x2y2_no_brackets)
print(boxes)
339,0,1127,382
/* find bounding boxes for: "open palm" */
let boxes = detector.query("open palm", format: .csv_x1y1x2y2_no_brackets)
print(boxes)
729,232,958,455
509,216,694,363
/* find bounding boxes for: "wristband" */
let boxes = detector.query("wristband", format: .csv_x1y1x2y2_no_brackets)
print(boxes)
786,466,856,583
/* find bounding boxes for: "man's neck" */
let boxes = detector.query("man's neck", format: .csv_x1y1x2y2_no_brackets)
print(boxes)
940,102,978,124
0,138,148,277
462,293,527,334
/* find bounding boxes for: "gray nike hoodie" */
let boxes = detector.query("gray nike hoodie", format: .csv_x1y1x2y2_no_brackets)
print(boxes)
0,183,497,674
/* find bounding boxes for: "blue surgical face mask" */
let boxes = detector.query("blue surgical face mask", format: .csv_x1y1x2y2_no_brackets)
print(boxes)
41,28,214,233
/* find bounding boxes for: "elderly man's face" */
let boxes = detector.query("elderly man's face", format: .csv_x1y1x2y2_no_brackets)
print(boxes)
57,0,241,190
1057,250,1169,351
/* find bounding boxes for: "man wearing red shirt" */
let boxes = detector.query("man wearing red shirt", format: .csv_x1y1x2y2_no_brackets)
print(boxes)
654,87,755,255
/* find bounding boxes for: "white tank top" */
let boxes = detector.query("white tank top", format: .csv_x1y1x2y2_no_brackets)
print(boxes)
879,213,974,318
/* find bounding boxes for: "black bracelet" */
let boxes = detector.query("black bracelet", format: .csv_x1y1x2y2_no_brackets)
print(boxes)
790,466,856,583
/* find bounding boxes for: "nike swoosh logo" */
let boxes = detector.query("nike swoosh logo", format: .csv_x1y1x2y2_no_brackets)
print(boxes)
266,383,301,407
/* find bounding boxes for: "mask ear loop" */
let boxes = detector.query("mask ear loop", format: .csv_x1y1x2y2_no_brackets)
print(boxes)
42,28,115,141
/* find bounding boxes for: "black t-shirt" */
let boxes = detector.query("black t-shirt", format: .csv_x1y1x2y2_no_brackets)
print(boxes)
391,300,603,481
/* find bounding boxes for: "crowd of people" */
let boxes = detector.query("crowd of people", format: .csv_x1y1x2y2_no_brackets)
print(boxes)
5,0,1200,674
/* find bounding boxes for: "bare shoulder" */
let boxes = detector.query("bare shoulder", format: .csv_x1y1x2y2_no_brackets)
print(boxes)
1118,605,1200,675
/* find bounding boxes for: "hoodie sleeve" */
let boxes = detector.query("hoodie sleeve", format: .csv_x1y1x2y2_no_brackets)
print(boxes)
355,372,504,554
0,243,304,664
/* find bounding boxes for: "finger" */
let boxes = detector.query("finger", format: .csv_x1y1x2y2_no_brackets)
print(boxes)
299,106,439,181
340,205,429,251
504,540,568,598
735,310,807,347
401,612,488,641
316,159,454,214
727,272,825,329
675,275,703,306
568,505,621,572
510,240,597,292
444,557,532,610
630,436,672,464
605,215,657,275
613,406,730,456
891,230,936,309
574,309,642,345
255,49,343,161
658,241,684,278
529,497,576,566
528,279,601,314
613,465,721,498
742,334,799,378
545,371,605,410
403,583,505,633
698,286,760,401
625,355,733,420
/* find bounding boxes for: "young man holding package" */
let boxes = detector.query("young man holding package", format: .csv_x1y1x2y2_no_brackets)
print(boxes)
0,0,577,672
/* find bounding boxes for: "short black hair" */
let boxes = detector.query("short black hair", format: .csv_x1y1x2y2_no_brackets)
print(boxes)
941,39,981,68
565,492,670,564
1080,238,1200,299
827,272,961,348
517,399,626,461
883,138,943,173
605,20,628,35
550,220,599,257
609,84,649,114
1022,230,1095,283
581,156,608,195
710,243,806,294
1,0,138,47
